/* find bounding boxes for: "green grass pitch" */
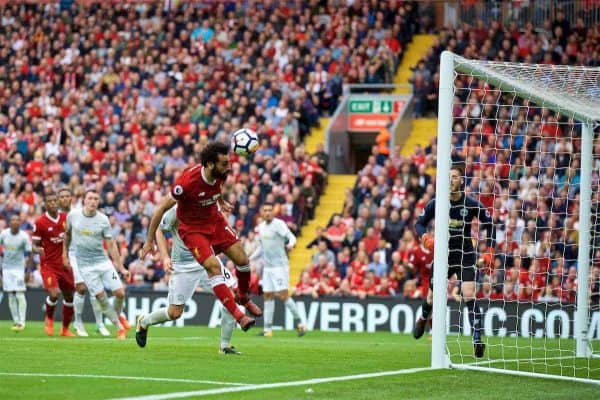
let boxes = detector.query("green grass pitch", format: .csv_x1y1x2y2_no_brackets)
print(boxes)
0,321,598,400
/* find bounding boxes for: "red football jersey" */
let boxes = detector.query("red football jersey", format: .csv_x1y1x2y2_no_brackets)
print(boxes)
33,212,67,269
171,165,224,234
408,245,433,284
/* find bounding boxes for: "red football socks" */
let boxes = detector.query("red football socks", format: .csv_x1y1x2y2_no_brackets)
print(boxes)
210,276,245,320
62,302,74,328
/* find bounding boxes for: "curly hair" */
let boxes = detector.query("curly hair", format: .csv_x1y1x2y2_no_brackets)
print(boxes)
200,142,230,167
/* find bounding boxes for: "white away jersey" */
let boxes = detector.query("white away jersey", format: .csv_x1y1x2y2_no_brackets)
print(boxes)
66,209,112,268
255,218,296,269
160,205,201,272
0,229,32,270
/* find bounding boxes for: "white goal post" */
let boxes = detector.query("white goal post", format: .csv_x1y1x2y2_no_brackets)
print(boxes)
432,50,600,384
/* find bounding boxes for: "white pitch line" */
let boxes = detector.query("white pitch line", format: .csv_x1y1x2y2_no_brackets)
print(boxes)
108,367,432,400
0,372,249,386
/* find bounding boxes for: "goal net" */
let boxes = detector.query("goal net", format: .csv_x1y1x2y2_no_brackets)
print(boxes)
432,51,600,385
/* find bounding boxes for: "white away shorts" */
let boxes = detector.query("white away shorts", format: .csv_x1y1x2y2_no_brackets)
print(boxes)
168,262,237,305
2,268,26,292
79,261,123,296
262,266,289,293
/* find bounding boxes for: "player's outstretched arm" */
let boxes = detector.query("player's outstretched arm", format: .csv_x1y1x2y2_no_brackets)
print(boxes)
141,195,176,260
155,228,173,273
415,199,435,239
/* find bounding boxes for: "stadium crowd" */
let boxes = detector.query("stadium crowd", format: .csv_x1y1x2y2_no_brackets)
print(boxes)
0,1,424,292
298,8,600,304
411,9,600,117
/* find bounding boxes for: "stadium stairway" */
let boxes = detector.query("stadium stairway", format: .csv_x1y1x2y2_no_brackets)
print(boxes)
393,34,437,94
304,118,329,155
390,34,439,160
400,118,438,157
287,36,439,284
289,174,356,283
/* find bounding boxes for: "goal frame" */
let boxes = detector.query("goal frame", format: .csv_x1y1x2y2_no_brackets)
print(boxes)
432,51,598,383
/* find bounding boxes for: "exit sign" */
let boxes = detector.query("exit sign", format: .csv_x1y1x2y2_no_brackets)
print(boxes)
348,99,400,114
348,100,373,113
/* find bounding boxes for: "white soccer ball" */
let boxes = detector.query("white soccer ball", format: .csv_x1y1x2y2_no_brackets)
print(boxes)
231,128,259,156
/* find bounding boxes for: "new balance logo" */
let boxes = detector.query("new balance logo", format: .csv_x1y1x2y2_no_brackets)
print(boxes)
198,192,206,197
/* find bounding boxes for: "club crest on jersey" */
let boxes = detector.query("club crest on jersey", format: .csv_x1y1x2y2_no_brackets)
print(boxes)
460,208,468,217
173,185,183,196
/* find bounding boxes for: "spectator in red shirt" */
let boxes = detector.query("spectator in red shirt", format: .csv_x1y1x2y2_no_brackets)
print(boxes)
325,214,346,251
362,227,380,256
293,272,315,297
503,281,518,301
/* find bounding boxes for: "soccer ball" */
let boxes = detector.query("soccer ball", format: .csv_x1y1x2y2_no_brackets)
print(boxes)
231,128,259,156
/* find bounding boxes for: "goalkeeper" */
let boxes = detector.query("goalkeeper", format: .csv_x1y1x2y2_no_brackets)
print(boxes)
413,164,494,358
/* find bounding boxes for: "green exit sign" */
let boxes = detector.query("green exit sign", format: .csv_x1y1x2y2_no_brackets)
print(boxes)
349,99,394,114
349,100,373,113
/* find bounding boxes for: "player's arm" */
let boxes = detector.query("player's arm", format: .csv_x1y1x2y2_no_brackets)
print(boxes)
217,196,233,213
105,238,129,279
414,199,435,239
155,226,173,273
102,216,129,279
248,245,263,262
31,240,43,255
477,202,496,249
141,194,177,259
23,234,34,263
279,220,297,250
31,223,44,256
63,216,72,268
415,199,435,250
475,200,496,273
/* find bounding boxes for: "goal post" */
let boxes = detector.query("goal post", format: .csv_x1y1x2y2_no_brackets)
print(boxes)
432,50,600,383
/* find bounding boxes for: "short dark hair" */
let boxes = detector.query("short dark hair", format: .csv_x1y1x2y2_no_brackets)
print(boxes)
450,163,465,176
262,202,274,208
200,142,229,167
84,188,99,199
44,191,57,201
58,187,71,195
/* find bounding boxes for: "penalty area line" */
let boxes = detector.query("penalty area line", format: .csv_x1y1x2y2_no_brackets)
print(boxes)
108,367,432,400
0,372,249,386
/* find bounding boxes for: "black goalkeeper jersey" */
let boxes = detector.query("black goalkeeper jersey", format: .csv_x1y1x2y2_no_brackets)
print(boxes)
415,194,494,263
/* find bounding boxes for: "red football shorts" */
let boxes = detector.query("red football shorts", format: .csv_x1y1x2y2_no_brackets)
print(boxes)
179,215,239,264
41,265,75,292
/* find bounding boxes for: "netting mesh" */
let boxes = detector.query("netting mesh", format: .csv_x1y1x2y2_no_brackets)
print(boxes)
442,57,600,381
454,56,600,125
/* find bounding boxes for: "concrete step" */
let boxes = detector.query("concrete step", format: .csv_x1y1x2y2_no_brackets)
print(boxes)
393,34,438,89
